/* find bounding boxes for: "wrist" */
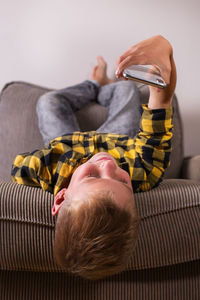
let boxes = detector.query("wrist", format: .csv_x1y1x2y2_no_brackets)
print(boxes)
148,97,172,109
148,86,173,109
148,53,176,109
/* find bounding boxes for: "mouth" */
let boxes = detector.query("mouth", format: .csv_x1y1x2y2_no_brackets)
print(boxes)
89,152,116,164
96,156,113,162
94,152,115,163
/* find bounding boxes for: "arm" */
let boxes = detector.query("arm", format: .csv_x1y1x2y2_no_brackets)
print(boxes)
11,149,54,193
116,35,176,191
11,137,76,195
131,104,173,192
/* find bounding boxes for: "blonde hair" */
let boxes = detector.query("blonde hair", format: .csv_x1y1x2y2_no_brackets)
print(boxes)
54,191,140,280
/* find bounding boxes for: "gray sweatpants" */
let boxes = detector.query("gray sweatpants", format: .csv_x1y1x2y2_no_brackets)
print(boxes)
36,80,141,145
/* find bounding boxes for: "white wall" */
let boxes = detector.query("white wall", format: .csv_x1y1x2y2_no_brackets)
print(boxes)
1,0,200,156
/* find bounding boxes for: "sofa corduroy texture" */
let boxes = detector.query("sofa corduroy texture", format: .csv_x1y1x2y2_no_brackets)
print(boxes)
0,81,200,300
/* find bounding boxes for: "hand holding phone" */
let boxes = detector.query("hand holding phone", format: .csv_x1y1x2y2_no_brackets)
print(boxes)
116,35,177,109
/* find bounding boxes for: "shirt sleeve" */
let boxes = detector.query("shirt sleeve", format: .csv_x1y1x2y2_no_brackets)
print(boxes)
11,148,55,193
131,104,173,192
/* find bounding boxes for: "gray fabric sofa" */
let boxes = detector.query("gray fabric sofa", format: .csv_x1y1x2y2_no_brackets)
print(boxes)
0,81,200,300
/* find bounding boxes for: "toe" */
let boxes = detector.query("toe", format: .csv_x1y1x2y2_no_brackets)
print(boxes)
89,65,98,79
97,56,106,67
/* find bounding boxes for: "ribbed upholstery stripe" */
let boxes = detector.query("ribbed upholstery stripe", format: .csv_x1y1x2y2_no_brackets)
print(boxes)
0,261,199,300
129,179,200,270
0,181,57,272
0,179,200,273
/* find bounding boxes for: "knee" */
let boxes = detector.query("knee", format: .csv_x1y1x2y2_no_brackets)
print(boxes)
113,80,139,100
115,80,138,90
36,91,58,114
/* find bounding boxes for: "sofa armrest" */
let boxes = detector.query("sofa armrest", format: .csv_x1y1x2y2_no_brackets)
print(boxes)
181,155,200,181
1,180,200,274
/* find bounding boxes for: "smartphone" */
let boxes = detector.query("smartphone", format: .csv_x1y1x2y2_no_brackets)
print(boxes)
122,65,167,89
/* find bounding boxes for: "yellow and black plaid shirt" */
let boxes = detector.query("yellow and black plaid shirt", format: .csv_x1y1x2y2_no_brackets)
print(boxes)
11,105,173,196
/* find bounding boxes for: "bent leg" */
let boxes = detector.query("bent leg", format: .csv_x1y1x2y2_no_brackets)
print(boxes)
96,81,141,137
36,80,99,145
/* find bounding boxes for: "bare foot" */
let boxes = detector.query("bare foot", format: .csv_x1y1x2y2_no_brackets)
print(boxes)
90,56,114,86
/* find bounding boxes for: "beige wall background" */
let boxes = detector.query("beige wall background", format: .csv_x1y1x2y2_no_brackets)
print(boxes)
1,0,200,156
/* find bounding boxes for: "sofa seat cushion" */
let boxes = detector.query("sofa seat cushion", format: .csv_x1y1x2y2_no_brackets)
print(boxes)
0,179,199,273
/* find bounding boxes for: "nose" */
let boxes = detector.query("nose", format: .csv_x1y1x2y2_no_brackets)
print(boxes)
99,159,117,178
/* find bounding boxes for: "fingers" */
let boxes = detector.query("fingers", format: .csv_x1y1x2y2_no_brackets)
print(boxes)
115,36,173,86
116,46,134,67
116,53,148,78
116,56,133,78
116,53,171,85
116,43,150,78
116,46,138,77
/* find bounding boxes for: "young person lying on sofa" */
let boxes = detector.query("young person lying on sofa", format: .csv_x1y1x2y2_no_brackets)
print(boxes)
11,35,177,280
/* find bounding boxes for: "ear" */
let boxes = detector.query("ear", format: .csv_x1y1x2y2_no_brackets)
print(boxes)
52,188,67,216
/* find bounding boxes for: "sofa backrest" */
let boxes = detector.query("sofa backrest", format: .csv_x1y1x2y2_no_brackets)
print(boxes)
0,81,183,181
